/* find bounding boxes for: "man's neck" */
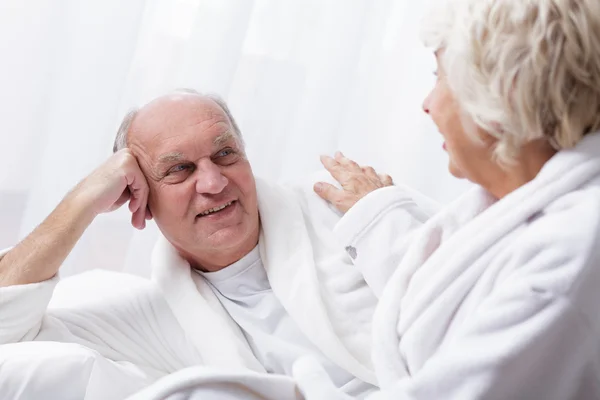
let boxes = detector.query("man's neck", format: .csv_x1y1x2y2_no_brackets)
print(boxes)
178,238,259,273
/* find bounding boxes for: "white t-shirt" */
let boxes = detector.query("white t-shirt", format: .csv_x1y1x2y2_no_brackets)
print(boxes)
198,246,376,398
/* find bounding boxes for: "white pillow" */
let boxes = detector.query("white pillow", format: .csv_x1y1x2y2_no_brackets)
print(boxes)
0,342,150,400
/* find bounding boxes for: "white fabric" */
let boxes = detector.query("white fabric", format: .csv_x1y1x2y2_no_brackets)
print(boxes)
298,132,600,399
198,246,376,398
0,342,149,400
0,173,432,398
150,175,394,384
0,268,203,399
125,367,303,400
0,0,470,279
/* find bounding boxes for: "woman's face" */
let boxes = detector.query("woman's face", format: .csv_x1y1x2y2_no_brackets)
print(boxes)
422,51,497,183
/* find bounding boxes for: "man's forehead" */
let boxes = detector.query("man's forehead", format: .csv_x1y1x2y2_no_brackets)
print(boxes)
131,94,228,140
154,130,236,164
129,94,234,154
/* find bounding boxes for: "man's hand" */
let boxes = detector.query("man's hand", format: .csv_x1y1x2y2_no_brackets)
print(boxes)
70,149,151,230
0,150,151,286
314,152,393,213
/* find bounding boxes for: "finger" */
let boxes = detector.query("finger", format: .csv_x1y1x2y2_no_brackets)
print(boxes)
108,189,131,212
131,212,145,230
128,188,139,213
130,190,147,229
132,202,147,229
137,189,149,229
126,173,143,213
334,151,361,172
314,182,352,213
320,155,339,170
125,169,149,229
314,182,343,203
145,207,153,220
361,166,379,181
379,173,394,186
131,185,148,230
321,155,358,187
320,155,347,183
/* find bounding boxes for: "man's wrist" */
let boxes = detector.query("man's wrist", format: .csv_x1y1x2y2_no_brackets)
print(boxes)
59,190,99,231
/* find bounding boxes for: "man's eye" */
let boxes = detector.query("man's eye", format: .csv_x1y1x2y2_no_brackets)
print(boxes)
217,148,234,157
168,165,189,174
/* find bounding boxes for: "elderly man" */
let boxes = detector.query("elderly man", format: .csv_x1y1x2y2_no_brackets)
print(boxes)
0,90,432,399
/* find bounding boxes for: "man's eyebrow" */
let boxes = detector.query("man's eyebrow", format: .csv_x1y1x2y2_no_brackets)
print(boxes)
213,130,236,148
157,152,186,165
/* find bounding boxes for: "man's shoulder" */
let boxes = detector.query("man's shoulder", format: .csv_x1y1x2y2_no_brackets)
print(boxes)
49,270,157,309
284,171,345,220
255,171,344,229
275,170,340,192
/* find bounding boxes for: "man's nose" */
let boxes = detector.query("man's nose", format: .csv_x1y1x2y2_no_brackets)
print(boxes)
194,160,228,194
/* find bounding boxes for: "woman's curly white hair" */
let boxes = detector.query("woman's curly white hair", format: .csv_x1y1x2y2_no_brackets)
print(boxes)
421,0,600,164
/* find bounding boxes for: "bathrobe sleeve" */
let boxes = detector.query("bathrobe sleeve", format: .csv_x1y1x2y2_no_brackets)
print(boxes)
298,199,600,400
332,186,432,297
0,248,201,378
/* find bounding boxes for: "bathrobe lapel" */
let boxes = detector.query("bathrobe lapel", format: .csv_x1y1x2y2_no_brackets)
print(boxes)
256,178,377,384
151,237,265,373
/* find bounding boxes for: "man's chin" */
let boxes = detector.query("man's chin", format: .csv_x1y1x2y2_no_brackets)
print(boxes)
202,224,249,247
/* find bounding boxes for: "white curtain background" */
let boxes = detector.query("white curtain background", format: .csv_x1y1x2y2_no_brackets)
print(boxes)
0,0,470,278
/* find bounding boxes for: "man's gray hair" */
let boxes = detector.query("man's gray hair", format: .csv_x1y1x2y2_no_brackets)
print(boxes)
113,89,244,153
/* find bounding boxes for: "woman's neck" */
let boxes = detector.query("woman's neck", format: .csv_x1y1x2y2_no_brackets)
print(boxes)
483,141,557,200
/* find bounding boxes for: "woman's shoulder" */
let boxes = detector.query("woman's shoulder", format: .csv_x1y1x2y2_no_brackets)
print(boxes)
543,177,600,217
502,182,600,311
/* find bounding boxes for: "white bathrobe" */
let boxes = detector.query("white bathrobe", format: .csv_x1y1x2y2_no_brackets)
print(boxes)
0,173,433,399
295,132,600,400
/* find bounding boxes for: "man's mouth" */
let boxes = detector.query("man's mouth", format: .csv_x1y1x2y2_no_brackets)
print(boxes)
196,201,236,218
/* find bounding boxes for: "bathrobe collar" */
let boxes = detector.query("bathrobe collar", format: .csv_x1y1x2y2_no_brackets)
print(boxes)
151,178,376,384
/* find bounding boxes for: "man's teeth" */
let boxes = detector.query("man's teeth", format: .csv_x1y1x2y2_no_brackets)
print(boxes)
199,201,233,216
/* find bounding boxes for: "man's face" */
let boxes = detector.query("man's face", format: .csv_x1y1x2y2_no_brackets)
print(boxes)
129,94,259,268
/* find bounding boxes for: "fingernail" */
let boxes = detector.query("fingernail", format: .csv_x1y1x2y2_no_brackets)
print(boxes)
314,183,323,192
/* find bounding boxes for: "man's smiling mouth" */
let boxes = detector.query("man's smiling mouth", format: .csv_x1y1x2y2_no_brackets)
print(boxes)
196,201,235,217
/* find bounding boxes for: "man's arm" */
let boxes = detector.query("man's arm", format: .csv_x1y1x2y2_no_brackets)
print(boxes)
0,149,150,287
0,194,94,286
0,150,202,375
0,149,151,346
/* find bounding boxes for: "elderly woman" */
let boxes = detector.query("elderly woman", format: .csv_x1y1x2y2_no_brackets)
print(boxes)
300,0,600,399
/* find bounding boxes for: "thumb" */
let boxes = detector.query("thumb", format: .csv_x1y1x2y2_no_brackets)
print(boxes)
314,182,341,203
